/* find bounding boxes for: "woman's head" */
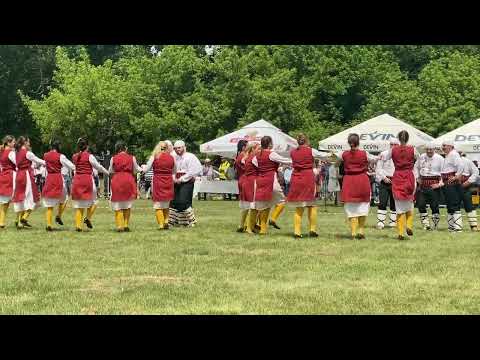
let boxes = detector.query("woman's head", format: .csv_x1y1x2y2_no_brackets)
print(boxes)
77,137,89,152
347,133,360,149
398,130,409,145
237,140,248,154
245,143,258,156
152,141,168,158
1,135,15,150
50,139,61,152
115,141,127,154
260,136,273,150
297,133,309,146
14,136,29,151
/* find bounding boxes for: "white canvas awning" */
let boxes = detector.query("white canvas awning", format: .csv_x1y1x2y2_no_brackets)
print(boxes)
318,114,434,153
200,119,299,158
434,119,480,159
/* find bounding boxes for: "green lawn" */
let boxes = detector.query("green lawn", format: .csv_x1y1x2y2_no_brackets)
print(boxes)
0,199,479,314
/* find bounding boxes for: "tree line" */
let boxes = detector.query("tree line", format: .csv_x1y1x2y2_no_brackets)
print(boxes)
2,45,480,162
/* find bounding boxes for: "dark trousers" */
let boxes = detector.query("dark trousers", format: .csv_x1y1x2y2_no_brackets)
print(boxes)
461,185,474,213
171,181,194,212
378,181,395,211
416,187,441,214
443,184,462,214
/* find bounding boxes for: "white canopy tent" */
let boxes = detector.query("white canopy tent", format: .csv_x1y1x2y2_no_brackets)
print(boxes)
318,113,434,153
200,119,302,158
434,119,480,161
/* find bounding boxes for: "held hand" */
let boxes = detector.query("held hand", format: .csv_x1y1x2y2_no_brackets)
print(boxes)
383,177,391,184
462,181,471,188
431,183,439,189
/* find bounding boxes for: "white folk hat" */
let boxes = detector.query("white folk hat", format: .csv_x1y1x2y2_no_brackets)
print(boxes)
174,140,185,148
425,142,437,149
442,140,454,147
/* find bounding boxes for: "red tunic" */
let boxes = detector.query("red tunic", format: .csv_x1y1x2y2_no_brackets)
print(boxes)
391,145,416,201
111,152,137,202
287,145,315,202
152,153,175,202
0,149,16,197
340,150,371,203
241,154,257,202
42,151,64,199
253,149,278,202
234,153,246,198
72,151,94,201
13,149,40,203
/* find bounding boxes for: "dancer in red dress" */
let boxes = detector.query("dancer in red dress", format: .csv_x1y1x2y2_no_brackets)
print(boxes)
71,138,109,232
0,135,16,228
234,140,248,232
42,140,75,231
143,141,176,230
239,143,259,234
381,131,419,240
109,141,142,232
12,136,46,229
336,134,378,239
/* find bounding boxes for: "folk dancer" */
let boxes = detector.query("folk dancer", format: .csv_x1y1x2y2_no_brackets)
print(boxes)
459,151,479,231
413,142,444,230
42,140,75,231
71,138,109,232
143,141,176,230
375,138,399,229
234,140,249,232
252,136,292,235
169,140,202,227
240,143,259,234
12,136,46,228
440,140,465,232
0,135,16,228
109,141,143,232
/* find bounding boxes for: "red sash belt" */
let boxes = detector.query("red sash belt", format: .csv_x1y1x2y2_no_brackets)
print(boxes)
441,172,459,185
461,175,471,184
420,176,440,190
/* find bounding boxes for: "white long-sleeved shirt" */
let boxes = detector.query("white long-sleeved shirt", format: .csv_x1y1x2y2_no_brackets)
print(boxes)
8,150,46,167
381,146,420,163
59,154,75,172
460,157,479,184
252,151,292,168
88,154,109,176
172,152,202,183
143,155,177,181
414,153,444,178
108,154,143,174
375,149,395,183
441,150,464,176
336,150,379,163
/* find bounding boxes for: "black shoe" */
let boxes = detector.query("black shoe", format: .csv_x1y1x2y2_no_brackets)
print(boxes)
164,224,169,230
116,228,124,233
356,234,365,240
398,235,406,241
84,218,93,229
0,225,4,229
236,227,245,233
406,228,413,236
15,221,22,229
124,227,130,232
46,226,53,232
254,224,261,232
76,228,83,232
269,220,281,230
309,231,319,238
20,219,32,228
55,216,64,226
294,234,303,239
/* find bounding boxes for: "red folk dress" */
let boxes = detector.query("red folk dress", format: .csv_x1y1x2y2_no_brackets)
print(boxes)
287,145,316,207
0,149,16,203
234,153,246,200
71,151,95,208
110,152,138,210
341,149,371,218
12,149,41,212
42,151,67,206
390,145,416,214
150,153,175,209
239,154,257,209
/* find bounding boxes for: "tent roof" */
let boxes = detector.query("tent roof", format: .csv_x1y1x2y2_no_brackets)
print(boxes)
434,119,480,152
318,113,434,153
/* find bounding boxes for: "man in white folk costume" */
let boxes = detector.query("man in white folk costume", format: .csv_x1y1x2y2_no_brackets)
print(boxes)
458,151,479,231
440,140,465,232
169,140,202,227
414,142,444,230
375,138,399,229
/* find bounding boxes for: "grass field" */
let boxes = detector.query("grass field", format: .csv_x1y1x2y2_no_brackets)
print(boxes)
0,199,479,314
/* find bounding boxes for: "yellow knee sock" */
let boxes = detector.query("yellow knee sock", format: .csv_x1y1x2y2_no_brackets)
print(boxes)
115,210,124,230
308,206,317,233
358,216,366,235
123,208,131,228
0,203,9,227
270,203,285,222
155,209,165,228
260,209,270,234
46,207,54,227
397,213,406,236
247,209,258,233
22,209,32,220
86,204,97,220
75,209,84,229
240,209,248,229
349,217,358,237
406,210,413,231
57,202,66,218
162,209,169,225
294,207,304,236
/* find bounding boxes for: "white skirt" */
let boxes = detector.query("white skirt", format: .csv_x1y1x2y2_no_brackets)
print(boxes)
153,201,170,209
239,200,254,209
327,178,340,192
13,174,37,212
72,177,98,209
394,200,414,214
254,174,285,210
344,202,370,218
111,200,133,211
42,178,68,207
0,171,15,204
